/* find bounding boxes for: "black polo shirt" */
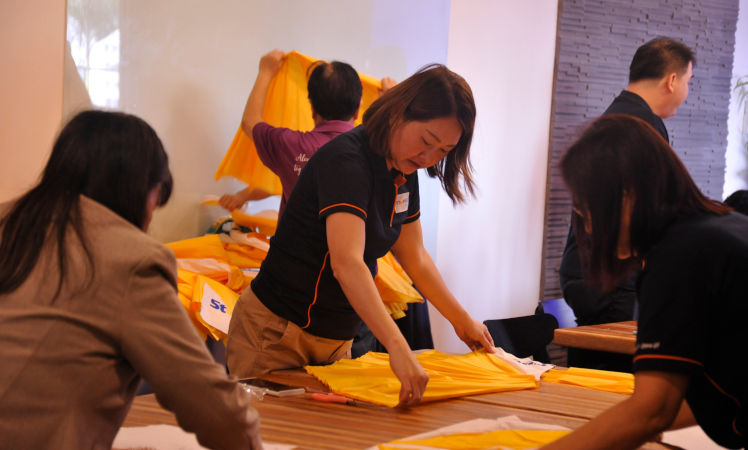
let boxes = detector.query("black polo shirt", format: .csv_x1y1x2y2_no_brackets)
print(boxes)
604,90,669,143
633,213,748,448
251,126,421,340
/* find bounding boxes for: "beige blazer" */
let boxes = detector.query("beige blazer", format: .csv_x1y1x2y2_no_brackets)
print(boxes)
0,196,259,449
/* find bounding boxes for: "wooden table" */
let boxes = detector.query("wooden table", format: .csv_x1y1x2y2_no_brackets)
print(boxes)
553,320,637,354
123,367,672,449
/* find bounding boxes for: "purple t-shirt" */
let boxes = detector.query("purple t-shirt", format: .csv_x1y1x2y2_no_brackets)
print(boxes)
252,120,354,217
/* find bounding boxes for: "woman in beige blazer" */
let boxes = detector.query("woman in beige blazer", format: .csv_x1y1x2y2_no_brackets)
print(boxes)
0,110,262,449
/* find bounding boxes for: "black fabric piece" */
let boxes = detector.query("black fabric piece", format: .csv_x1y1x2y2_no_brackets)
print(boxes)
351,300,434,358
483,313,558,363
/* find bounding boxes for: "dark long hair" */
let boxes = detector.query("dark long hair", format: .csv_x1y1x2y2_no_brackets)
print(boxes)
560,114,728,291
0,110,172,299
363,64,476,204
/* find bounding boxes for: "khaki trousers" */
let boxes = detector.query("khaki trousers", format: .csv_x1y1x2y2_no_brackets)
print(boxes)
226,287,352,378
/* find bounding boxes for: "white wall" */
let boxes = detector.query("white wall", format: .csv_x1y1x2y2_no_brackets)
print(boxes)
0,0,65,202
113,0,450,248
723,0,748,197
431,1,559,353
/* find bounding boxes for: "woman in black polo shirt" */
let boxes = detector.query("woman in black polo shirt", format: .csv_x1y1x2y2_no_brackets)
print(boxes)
544,115,746,449
227,65,494,406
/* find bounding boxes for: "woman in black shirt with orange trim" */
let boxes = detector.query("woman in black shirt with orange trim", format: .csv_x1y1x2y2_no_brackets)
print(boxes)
544,115,746,449
227,65,494,407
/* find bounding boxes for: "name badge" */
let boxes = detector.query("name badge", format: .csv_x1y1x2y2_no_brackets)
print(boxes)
395,192,409,213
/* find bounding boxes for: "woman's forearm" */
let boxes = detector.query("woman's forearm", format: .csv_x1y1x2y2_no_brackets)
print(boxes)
393,245,469,324
543,371,687,450
543,396,668,450
331,256,409,352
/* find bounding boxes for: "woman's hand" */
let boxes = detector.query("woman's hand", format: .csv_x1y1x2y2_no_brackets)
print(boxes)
219,190,251,211
219,193,245,211
388,348,429,407
453,316,495,352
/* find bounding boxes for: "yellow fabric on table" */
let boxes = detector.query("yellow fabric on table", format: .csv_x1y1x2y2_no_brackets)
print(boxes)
165,222,424,340
378,429,570,450
541,367,634,395
214,50,383,192
305,350,538,408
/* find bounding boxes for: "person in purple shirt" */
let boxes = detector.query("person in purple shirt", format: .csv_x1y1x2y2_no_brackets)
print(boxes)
219,49,395,217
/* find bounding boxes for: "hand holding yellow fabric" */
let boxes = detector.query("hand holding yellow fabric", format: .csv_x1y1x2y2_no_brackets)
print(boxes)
305,350,538,408
214,50,383,191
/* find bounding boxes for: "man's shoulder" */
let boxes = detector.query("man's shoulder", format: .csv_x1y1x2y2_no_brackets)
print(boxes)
604,91,648,115
603,91,668,140
315,126,367,154
307,127,372,177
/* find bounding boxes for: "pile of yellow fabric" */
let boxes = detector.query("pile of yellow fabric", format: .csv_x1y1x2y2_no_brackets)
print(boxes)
167,218,423,341
166,233,267,341
540,367,634,395
305,350,539,408
214,50,383,193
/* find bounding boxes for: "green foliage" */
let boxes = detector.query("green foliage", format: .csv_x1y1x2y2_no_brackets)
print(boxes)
736,76,748,154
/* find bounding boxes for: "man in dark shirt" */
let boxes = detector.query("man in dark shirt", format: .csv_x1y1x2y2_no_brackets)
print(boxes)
559,37,694,371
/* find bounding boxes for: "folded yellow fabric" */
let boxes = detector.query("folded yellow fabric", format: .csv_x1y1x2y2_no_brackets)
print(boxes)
214,50,383,192
378,429,570,450
375,252,423,319
167,234,228,261
305,350,538,407
541,367,634,395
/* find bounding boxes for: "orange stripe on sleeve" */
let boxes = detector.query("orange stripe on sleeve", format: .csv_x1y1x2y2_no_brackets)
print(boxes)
704,372,742,407
319,203,367,218
633,354,703,366
302,251,329,329
406,210,420,220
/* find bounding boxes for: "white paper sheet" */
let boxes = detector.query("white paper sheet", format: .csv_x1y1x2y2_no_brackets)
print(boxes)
113,424,295,450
